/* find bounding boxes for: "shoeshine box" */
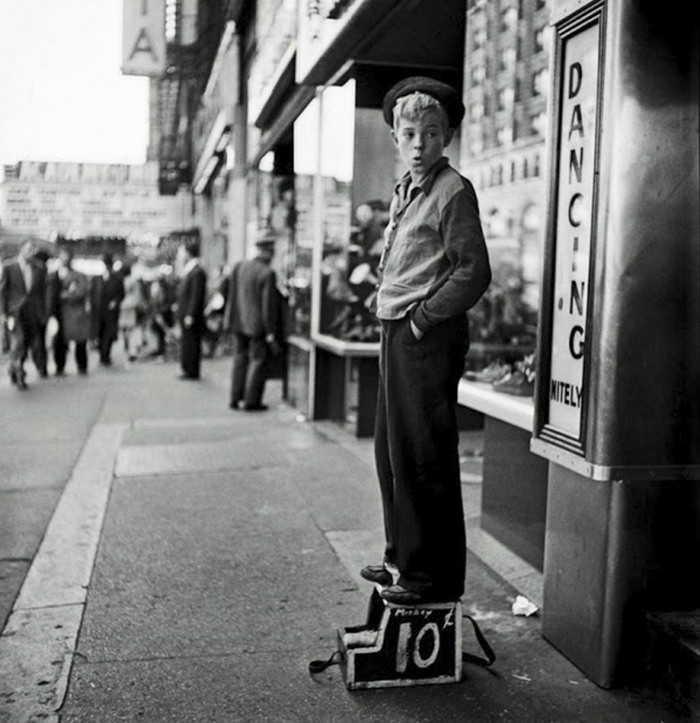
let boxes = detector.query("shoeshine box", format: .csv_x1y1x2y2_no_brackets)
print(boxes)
338,590,462,689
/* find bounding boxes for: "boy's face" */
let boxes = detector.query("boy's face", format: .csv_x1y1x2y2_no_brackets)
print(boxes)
391,108,453,180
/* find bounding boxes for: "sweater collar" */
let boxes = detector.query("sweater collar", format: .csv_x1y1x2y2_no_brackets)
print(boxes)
395,156,450,199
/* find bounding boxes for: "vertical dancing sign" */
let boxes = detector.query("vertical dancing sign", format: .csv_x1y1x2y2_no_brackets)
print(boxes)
547,20,600,441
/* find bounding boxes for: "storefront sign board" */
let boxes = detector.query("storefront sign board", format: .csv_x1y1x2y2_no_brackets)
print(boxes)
122,0,166,77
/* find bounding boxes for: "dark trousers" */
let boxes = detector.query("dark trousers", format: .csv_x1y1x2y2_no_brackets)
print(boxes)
53,332,87,373
230,333,268,407
32,324,47,375
96,321,115,364
151,320,166,356
374,314,468,599
7,314,47,379
180,324,202,378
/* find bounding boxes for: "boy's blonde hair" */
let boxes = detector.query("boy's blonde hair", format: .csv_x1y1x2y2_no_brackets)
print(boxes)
392,92,450,133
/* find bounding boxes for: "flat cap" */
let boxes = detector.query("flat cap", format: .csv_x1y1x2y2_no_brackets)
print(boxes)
382,76,465,128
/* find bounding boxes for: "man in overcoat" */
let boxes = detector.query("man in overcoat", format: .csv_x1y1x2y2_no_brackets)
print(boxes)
224,229,281,410
0,239,48,388
90,253,125,366
176,238,207,379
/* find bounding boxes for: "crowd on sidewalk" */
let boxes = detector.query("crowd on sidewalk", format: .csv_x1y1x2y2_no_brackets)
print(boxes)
0,238,225,390
0,232,284,416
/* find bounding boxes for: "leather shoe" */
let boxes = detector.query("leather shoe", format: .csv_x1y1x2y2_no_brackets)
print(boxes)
360,565,392,587
379,585,426,606
243,403,268,411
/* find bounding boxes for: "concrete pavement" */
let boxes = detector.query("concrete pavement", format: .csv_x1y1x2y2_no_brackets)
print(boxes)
0,349,694,722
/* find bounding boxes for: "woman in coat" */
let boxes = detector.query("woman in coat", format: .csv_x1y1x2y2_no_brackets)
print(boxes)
48,247,91,375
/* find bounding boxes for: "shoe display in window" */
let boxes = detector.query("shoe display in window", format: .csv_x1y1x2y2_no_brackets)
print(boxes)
492,353,536,397
465,360,511,384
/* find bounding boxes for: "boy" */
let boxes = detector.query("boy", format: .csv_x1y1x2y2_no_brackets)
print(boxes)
362,77,491,605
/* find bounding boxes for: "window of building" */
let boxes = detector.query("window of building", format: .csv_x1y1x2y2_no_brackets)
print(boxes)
471,101,485,122
497,125,513,146
473,26,487,49
501,7,518,32
532,153,541,177
497,87,514,111
471,63,486,85
531,111,547,138
499,47,516,71
535,25,550,53
532,68,549,96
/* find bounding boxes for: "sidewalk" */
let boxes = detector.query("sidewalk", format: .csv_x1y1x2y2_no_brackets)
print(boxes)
0,352,693,722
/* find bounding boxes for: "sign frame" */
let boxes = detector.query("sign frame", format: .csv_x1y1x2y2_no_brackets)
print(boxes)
533,0,606,458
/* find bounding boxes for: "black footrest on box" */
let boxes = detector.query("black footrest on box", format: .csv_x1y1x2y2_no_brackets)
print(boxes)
337,589,462,690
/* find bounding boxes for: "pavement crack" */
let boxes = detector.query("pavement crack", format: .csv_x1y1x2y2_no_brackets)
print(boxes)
115,464,286,480
84,648,301,665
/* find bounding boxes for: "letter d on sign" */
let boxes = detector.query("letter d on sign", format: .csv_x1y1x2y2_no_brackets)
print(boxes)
569,62,583,98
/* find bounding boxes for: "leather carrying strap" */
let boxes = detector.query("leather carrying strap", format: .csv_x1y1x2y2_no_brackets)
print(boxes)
462,614,496,668
308,650,343,675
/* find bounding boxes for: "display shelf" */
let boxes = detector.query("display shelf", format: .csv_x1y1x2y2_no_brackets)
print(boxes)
312,334,379,437
287,334,314,352
312,333,379,357
457,379,534,432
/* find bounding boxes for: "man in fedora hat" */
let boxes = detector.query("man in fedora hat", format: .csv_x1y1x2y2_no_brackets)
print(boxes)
223,228,281,411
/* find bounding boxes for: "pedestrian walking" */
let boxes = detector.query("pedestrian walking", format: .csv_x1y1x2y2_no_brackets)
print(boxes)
31,246,51,375
361,77,491,605
90,252,125,366
118,264,145,362
48,247,91,376
147,272,175,359
223,229,281,411
0,239,49,389
175,238,207,380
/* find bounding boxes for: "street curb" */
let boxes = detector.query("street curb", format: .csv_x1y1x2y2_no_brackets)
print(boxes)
0,422,125,723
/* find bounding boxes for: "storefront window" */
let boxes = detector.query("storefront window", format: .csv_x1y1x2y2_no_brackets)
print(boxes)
290,97,320,337
318,81,357,338
463,194,540,396
315,79,388,344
